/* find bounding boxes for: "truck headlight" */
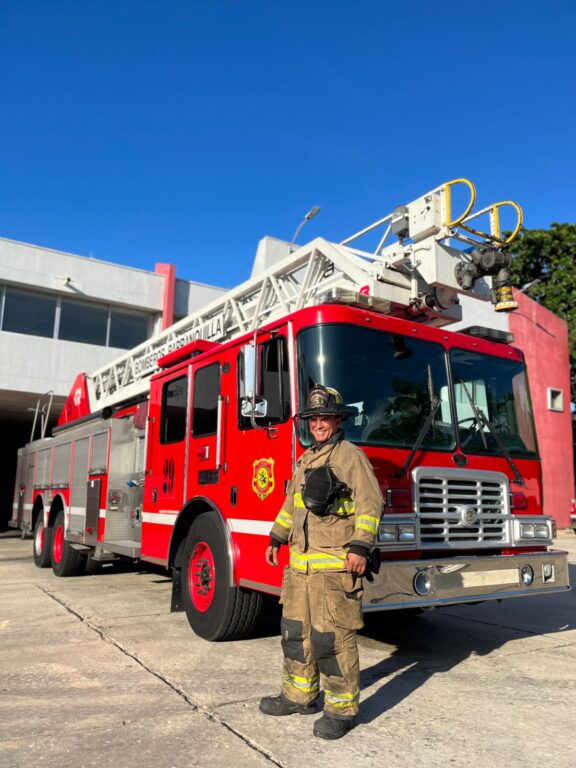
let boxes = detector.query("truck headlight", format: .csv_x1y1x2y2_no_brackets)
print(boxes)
378,524,397,542
520,523,535,539
534,523,549,539
519,521,550,540
398,524,415,542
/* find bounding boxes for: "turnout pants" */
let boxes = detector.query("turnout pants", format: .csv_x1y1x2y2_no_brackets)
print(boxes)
280,568,364,720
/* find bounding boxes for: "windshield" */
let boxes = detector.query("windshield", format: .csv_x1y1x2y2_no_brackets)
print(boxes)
297,324,455,450
449,348,538,457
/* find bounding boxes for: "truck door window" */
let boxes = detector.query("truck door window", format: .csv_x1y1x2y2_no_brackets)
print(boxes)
238,336,290,429
160,376,188,444
193,364,220,437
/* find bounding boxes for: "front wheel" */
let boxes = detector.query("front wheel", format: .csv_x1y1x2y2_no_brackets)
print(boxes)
51,510,85,577
181,512,262,641
33,515,52,568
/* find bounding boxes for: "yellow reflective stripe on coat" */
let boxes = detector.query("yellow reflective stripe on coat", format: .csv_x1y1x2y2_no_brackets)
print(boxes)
283,673,319,694
332,499,355,517
274,509,293,530
294,492,306,509
294,492,354,516
324,689,360,708
355,514,380,535
289,551,346,572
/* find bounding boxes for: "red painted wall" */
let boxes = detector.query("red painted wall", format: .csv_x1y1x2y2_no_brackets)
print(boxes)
508,291,574,528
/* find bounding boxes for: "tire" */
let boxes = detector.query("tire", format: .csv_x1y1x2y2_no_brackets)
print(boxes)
181,512,262,641
33,515,52,568
51,510,85,577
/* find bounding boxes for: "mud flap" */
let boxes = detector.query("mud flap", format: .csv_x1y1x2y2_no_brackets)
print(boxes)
171,567,184,612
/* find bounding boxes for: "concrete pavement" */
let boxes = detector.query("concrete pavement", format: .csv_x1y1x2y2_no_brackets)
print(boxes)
1,531,575,768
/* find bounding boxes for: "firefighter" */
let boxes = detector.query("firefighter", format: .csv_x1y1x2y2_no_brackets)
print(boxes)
259,384,383,740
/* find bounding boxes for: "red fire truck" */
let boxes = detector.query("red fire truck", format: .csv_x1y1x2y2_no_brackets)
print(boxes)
10,179,570,640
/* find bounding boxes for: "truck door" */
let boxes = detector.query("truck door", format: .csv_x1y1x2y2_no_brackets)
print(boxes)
145,371,189,524
231,334,293,586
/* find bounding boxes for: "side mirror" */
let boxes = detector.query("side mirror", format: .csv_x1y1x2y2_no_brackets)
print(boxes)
241,397,268,418
241,343,257,398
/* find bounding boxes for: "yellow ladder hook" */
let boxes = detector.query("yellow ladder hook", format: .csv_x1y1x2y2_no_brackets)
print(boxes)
460,200,524,245
442,178,477,227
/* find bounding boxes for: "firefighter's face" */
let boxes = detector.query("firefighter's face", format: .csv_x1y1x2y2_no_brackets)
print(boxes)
309,415,341,443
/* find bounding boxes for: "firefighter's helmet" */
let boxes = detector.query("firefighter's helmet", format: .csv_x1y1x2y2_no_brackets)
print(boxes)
298,384,356,420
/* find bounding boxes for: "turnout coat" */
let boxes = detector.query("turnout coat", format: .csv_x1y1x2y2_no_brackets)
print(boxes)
270,438,384,573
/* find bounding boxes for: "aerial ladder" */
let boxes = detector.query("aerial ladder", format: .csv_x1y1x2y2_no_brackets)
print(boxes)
83,178,523,414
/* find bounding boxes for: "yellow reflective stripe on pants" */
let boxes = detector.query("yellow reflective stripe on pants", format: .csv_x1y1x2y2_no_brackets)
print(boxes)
355,514,380,535
274,509,293,530
283,672,320,694
324,689,360,708
289,551,346,572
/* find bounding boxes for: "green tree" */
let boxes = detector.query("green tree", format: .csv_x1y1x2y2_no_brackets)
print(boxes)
507,223,576,404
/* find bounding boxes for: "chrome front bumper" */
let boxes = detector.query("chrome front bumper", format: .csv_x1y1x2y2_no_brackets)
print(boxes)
362,549,570,612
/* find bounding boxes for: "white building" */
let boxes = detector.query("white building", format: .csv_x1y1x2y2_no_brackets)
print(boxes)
0,237,226,527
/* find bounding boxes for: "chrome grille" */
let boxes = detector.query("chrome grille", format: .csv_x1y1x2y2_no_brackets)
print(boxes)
413,467,511,548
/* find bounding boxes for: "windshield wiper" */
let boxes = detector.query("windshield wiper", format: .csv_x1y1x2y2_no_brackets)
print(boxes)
459,380,488,451
427,364,436,440
394,395,441,478
459,380,525,486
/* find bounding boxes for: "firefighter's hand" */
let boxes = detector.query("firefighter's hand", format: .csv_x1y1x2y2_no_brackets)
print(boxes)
344,553,367,576
265,545,280,567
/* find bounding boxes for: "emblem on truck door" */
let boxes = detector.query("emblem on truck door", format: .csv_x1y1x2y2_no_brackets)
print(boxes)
252,458,275,501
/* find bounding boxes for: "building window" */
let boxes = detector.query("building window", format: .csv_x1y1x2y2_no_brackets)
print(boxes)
0,284,152,349
1,287,56,338
547,388,564,412
110,310,149,349
60,299,109,345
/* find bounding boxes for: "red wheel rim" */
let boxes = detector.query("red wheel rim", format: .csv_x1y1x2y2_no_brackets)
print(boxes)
188,540,215,612
35,524,44,556
53,524,64,564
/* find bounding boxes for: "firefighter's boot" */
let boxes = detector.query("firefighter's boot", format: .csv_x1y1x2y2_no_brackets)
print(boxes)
313,713,356,740
259,693,318,716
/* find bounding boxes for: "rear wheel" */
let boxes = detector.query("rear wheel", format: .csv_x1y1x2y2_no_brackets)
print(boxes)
51,510,85,577
33,515,52,568
181,512,262,641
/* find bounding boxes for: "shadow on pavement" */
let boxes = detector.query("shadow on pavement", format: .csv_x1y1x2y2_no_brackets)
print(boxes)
356,568,574,725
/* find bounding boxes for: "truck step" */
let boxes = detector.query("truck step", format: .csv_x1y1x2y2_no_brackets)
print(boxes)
100,539,141,558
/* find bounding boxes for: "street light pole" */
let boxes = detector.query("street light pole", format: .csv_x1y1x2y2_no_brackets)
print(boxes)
289,206,321,252
519,278,542,293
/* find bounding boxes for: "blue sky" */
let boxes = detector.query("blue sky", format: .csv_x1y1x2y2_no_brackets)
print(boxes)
1,0,575,289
